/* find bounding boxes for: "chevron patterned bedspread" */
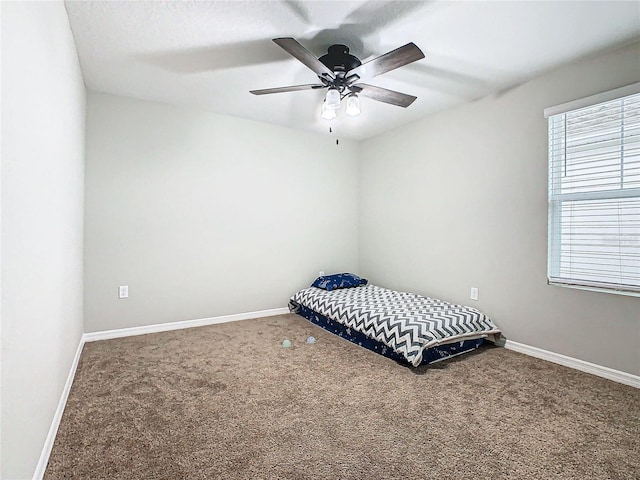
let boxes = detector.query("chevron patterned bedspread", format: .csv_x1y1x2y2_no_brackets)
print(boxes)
289,285,500,366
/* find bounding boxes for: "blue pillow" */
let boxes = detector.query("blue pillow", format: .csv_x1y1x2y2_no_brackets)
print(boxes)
311,273,368,291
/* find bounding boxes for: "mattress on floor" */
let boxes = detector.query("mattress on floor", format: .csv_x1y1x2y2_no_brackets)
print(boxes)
289,284,501,366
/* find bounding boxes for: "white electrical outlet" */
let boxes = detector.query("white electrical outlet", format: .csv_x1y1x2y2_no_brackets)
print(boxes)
470,287,479,301
319,271,325,277
118,285,129,299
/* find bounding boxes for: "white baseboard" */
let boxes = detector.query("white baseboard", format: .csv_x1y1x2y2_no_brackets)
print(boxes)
33,336,85,480
501,339,639,389
83,307,290,343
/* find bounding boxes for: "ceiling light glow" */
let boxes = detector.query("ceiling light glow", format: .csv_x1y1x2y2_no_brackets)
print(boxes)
321,101,337,120
325,87,341,109
345,94,361,116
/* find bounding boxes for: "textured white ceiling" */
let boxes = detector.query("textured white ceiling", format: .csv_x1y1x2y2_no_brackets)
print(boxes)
64,1,640,140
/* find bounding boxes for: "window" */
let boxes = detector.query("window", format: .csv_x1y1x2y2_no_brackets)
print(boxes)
545,83,640,295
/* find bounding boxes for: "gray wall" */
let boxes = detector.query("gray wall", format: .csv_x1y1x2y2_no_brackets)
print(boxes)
84,93,359,332
359,41,640,376
1,2,86,478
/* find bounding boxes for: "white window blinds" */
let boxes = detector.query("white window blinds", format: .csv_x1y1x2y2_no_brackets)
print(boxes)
547,87,640,295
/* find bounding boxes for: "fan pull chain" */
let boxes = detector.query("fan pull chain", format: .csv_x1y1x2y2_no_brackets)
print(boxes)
329,125,339,146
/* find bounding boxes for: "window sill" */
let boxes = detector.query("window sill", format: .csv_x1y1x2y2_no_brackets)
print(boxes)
548,280,640,298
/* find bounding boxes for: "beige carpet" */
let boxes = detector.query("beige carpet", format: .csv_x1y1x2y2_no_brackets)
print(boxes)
45,314,639,479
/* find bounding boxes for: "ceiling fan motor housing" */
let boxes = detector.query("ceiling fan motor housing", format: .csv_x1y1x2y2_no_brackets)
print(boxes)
319,44,361,75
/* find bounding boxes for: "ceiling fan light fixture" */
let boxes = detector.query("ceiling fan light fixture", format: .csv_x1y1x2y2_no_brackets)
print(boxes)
345,93,361,116
325,87,341,109
321,101,337,120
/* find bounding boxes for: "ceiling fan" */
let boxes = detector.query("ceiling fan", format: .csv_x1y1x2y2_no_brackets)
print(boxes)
250,38,425,118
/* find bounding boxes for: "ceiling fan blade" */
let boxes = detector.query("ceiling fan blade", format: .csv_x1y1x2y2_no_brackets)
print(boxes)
352,83,417,107
273,37,335,80
250,84,325,95
347,43,425,82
